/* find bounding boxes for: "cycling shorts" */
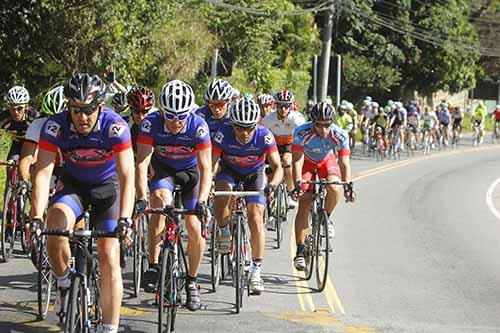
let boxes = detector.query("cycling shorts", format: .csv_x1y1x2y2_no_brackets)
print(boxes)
301,156,340,192
149,157,199,212
277,144,292,155
50,175,120,232
215,164,266,206
452,118,462,129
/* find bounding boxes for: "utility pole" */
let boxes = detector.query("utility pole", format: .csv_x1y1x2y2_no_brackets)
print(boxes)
211,48,219,81
318,3,334,102
312,55,318,104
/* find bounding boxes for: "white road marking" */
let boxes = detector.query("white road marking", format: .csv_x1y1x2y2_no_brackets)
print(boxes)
486,175,500,221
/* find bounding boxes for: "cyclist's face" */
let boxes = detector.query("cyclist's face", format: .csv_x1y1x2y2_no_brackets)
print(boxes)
132,108,149,125
8,104,26,121
260,104,274,117
208,100,229,119
277,102,292,117
232,124,256,144
68,102,101,135
313,121,332,138
165,118,186,134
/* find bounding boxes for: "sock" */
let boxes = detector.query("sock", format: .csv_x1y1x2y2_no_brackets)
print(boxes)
186,275,197,285
99,324,119,333
252,257,262,272
296,243,305,256
56,270,70,289
149,262,158,270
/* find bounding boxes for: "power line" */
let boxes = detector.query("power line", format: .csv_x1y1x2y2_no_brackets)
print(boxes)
202,0,333,16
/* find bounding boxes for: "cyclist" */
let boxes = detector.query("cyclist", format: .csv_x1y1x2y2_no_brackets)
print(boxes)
1,86,39,162
472,102,487,144
30,73,135,333
492,105,500,137
406,105,420,147
388,102,407,150
291,102,354,271
452,105,464,138
135,80,211,311
263,89,305,210
422,106,438,147
125,86,155,153
335,103,354,149
257,94,275,124
345,101,358,148
195,79,233,138
372,106,389,150
212,99,283,294
437,106,451,146
111,92,129,114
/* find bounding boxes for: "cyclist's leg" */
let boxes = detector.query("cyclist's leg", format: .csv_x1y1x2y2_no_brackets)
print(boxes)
244,168,266,261
91,177,122,327
213,170,235,229
148,182,173,265
281,150,294,192
294,161,314,245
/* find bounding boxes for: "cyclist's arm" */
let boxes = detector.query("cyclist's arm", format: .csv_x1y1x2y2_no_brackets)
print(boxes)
19,141,37,182
197,147,212,202
135,143,153,200
291,148,304,188
116,147,135,218
267,149,283,188
339,155,351,183
211,149,222,178
30,148,55,219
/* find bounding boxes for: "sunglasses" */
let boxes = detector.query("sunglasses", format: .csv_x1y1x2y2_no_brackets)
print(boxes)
277,102,292,109
234,123,256,132
11,105,27,112
132,108,149,115
164,111,189,121
68,104,100,115
261,103,274,108
209,101,228,108
314,121,332,129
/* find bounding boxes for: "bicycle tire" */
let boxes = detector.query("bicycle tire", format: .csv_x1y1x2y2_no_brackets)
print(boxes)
89,259,102,329
315,211,330,292
133,215,145,297
65,275,84,333
210,217,221,292
303,218,314,281
37,236,54,320
19,193,30,254
1,187,14,261
275,184,284,249
234,215,243,313
158,246,175,333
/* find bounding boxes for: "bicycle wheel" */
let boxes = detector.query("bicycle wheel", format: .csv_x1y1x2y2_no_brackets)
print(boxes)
210,217,221,292
18,193,30,254
65,276,85,333
88,259,102,329
158,247,175,333
303,216,315,281
315,211,330,292
275,184,286,249
234,216,244,313
133,215,145,297
37,236,54,320
1,187,14,262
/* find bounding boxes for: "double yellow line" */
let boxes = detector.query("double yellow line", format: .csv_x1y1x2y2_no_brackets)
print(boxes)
292,143,500,314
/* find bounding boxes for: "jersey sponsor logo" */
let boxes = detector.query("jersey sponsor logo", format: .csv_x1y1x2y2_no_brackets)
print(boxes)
45,120,61,138
297,128,310,139
226,154,261,165
214,131,224,144
155,145,195,159
196,125,209,139
264,134,274,145
333,130,347,144
141,119,152,133
65,148,112,164
109,123,126,138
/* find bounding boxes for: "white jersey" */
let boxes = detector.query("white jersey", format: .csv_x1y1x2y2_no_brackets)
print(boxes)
365,110,376,121
25,117,48,144
263,111,305,146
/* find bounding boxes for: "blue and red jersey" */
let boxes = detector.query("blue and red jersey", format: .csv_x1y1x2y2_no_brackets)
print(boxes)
195,105,232,139
39,108,132,185
213,124,277,175
292,122,350,163
137,111,211,170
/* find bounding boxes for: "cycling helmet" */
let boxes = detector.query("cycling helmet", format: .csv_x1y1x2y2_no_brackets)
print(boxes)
339,100,348,110
258,94,275,106
394,101,403,109
408,105,417,113
242,92,254,101
64,73,106,106
127,86,155,111
230,99,260,127
310,102,335,121
7,86,30,105
204,79,232,102
372,101,379,109
41,86,66,116
347,102,354,111
231,88,241,100
363,96,372,106
159,80,194,114
112,92,128,110
496,104,500,110
275,89,295,103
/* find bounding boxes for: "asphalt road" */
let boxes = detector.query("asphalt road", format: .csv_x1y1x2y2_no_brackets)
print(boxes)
2,136,500,333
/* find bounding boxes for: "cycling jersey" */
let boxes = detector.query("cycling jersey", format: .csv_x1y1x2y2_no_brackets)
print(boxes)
137,111,211,170
263,111,305,147
336,113,353,132
437,110,451,124
493,110,500,121
213,124,277,175
292,122,350,163
195,104,231,139
422,113,437,129
39,108,132,185
474,104,487,121
364,110,376,121
0,107,39,159
25,117,47,144
374,114,388,128
452,109,463,119
407,112,420,127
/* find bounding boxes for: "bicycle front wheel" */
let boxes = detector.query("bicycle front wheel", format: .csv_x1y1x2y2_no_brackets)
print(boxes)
158,247,175,333
315,211,330,292
1,187,14,262
65,276,85,333
37,236,54,320
210,217,221,292
275,184,286,249
234,216,244,313
133,215,146,298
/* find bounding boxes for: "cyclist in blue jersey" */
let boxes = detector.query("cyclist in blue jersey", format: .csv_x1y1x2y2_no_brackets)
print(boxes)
30,73,135,333
125,86,156,154
291,102,355,271
195,79,233,138
212,99,283,294
135,80,212,311
111,91,129,114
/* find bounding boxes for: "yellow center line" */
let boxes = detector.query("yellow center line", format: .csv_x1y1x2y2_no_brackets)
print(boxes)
290,232,315,312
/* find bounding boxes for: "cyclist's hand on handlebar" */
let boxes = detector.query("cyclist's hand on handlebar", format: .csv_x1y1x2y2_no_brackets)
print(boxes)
117,217,133,246
195,201,210,238
291,187,303,201
30,217,44,238
343,183,356,203
264,184,276,201
133,199,148,216
17,180,30,195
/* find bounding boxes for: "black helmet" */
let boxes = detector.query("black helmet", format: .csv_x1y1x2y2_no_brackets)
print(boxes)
310,102,335,121
112,92,128,110
64,73,106,106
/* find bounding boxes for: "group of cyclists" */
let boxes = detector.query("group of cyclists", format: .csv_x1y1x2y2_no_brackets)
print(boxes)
0,72,355,332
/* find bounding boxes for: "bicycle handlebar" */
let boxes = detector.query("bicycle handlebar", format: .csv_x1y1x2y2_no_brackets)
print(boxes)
298,180,353,187
0,160,17,167
145,207,189,216
213,191,264,197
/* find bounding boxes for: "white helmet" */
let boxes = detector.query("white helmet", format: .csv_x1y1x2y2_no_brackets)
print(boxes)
347,102,354,111
372,101,379,109
230,99,260,127
204,79,233,102
7,86,30,105
496,104,500,110
159,80,194,114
